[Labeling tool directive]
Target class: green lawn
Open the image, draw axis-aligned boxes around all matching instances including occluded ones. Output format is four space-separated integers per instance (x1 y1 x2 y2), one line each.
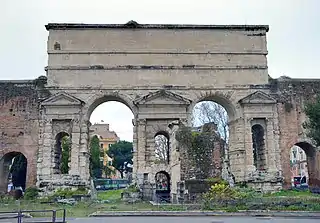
97 189 124 201
1 189 320 217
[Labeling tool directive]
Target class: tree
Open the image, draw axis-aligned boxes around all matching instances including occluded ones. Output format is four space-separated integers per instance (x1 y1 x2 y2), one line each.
107 140 133 179
192 101 229 165
60 136 71 174
10 154 27 190
303 94 320 146
192 101 229 143
155 134 169 164
90 135 103 178
104 165 116 178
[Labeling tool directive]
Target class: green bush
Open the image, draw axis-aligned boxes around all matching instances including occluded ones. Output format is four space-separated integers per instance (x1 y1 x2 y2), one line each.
203 183 238 202
234 187 261 199
24 187 39 200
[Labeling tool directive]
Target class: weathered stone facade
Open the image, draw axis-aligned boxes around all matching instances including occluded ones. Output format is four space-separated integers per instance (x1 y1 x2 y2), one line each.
1 21 320 198
0 79 46 192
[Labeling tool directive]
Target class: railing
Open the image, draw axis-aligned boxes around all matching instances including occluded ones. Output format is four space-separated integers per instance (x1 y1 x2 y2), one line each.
0 209 66 223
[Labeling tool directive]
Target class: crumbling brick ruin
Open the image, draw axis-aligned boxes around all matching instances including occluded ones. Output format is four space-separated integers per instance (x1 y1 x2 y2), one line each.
1 21 320 201
0 78 47 192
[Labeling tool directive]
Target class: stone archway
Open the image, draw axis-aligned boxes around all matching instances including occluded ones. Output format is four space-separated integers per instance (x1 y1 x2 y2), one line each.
38 91 137 192
155 171 171 203
22 20 320 197
294 142 319 187
0 152 27 193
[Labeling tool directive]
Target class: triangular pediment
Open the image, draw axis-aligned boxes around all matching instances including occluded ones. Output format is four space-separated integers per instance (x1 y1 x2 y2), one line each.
134 90 192 105
41 92 83 106
239 91 276 104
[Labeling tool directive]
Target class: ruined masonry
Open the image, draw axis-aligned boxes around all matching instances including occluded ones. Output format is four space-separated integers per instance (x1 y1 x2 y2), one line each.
1 21 320 200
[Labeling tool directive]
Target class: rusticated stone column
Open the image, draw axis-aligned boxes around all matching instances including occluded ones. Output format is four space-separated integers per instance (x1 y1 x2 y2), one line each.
70 118 81 175
78 120 90 182
135 119 146 184
229 117 247 182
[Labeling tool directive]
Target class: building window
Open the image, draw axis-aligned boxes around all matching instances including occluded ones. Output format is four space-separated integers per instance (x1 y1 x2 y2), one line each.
143 173 148 181
100 143 103 148
54 42 61 50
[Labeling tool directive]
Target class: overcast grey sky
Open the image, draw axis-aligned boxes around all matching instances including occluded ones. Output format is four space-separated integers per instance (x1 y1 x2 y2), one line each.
1 0 319 141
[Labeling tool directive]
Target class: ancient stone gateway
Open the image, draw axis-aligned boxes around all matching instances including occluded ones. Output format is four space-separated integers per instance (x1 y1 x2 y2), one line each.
1 21 320 199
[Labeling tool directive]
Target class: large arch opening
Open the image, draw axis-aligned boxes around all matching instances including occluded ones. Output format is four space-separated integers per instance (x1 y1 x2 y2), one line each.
89 97 134 182
0 152 27 193
190 97 232 180
290 142 316 187
155 171 171 202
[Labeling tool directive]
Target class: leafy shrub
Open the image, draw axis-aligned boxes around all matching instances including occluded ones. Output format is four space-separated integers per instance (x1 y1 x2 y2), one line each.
24 187 39 200
234 187 261 199
203 183 238 202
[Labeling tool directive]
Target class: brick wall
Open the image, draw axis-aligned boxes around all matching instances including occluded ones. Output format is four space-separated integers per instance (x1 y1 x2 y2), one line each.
0 79 43 189
271 78 320 187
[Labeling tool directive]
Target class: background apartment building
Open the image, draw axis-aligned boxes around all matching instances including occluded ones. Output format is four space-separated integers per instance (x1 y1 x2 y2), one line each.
290 145 308 180
89 122 120 179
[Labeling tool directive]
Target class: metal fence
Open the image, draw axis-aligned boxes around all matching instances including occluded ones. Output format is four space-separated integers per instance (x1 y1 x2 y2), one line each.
0 209 66 223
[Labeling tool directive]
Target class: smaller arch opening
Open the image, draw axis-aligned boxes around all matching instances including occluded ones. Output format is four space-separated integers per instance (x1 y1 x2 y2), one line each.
54 132 71 174
290 142 317 186
290 145 309 186
251 124 266 171
154 131 170 164
0 152 27 193
155 171 171 202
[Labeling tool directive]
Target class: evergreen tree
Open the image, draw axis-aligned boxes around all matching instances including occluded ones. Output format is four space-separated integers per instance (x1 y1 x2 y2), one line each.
90 135 103 178
107 140 133 179
60 136 71 174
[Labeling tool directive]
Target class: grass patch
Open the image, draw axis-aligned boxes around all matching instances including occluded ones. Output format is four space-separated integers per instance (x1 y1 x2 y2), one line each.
264 189 319 197
97 189 124 201
1 189 320 217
